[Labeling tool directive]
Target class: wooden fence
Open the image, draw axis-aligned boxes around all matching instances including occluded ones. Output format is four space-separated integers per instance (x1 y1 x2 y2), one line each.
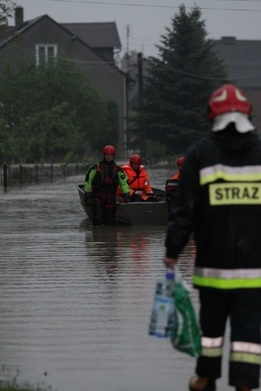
0 163 88 191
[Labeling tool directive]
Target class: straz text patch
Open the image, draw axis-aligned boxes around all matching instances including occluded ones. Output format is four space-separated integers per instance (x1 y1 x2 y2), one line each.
209 183 261 205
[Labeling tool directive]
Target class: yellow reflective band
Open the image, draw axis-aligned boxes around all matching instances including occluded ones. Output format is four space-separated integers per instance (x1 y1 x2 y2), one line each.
202 347 223 357
230 352 261 365
193 275 261 289
200 165 261 186
209 183 261 205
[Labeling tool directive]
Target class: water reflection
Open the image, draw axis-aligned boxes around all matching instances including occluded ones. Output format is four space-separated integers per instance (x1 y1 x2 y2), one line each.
0 174 232 391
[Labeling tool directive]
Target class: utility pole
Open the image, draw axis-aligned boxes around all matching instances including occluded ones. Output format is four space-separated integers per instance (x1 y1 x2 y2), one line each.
125 24 130 154
137 52 146 161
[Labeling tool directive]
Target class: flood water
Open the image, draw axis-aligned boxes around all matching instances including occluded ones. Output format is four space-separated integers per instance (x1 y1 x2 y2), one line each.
0 169 238 391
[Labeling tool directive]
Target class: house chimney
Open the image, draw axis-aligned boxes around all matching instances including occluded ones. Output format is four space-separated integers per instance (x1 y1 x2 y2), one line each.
15 6 24 28
221 36 236 45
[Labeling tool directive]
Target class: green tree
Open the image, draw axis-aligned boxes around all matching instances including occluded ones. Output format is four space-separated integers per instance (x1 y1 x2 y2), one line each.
0 0 16 32
144 4 228 154
0 59 118 163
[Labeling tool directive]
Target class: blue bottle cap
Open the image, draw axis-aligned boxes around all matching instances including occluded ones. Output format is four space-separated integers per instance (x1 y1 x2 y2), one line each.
166 269 175 280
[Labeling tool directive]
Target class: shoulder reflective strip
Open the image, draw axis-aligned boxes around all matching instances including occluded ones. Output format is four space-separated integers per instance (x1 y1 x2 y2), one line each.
202 347 223 357
200 164 261 186
195 267 261 279
209 183 261 205
201 336 223 348
232 342 261 354
230 352 261 365
193 275 261 289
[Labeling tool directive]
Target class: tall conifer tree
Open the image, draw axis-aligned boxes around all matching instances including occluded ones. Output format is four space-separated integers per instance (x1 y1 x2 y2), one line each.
144 5 228 153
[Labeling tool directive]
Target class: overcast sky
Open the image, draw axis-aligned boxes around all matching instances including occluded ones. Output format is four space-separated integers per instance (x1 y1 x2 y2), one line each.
11 0 261 57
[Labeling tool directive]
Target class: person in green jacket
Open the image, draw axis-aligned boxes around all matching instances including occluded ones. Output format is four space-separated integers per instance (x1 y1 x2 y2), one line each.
84 145 130 226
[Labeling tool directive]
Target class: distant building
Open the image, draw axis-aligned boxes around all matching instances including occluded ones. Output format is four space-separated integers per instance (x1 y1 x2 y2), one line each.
0 7 127 158
213 36 261 131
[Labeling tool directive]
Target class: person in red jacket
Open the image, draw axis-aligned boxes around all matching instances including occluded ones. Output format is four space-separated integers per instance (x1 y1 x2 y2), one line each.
121 154 157 202
165 156 185 203
173 156 185 180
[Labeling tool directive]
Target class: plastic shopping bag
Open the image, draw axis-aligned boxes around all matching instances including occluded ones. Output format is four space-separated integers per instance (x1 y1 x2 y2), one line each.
171 271 202 357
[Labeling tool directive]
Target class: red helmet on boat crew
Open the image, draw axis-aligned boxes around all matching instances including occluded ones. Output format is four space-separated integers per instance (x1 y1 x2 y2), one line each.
208 84 251 120
176 157 185 167
130 154 142 165
103 145 115 155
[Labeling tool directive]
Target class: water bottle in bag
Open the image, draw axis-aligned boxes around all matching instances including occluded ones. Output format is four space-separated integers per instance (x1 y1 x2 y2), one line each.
149 268 175 338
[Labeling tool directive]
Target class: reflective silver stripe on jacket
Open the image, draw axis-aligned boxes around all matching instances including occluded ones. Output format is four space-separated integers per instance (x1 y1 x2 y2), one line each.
195 267 261 279
200 164 261 186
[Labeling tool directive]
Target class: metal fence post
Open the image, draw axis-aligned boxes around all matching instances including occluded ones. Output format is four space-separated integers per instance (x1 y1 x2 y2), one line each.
3 163 8 192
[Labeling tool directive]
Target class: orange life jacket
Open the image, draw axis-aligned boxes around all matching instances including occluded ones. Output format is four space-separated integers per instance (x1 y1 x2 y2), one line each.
120 163 153 201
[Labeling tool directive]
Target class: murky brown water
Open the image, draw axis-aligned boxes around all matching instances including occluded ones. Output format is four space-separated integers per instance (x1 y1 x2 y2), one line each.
0 169 232 391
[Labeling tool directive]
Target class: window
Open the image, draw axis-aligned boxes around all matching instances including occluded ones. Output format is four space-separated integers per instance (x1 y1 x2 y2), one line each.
35 44 57 66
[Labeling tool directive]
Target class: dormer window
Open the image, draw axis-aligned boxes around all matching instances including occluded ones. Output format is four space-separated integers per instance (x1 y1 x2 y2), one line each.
35 44 58 66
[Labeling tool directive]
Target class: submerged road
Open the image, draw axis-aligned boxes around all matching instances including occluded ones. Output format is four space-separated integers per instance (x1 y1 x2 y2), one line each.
0 170 243 391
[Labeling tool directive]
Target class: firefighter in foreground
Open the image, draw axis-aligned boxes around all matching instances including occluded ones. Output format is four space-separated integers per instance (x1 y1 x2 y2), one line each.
84 145 130 226
121 154 157 202
164 84 261 391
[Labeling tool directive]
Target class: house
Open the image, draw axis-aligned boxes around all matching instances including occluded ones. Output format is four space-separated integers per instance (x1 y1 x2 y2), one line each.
213 37 261 131
0 7 127 158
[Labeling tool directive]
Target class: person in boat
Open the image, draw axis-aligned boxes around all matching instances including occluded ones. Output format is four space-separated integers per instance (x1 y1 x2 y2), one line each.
164 84 261 391
165 156 185 203
84 145 130 226
172 156 185 181
120 154 157 202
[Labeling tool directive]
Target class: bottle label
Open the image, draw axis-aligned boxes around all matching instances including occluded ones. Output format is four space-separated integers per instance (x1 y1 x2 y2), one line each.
152 296 174 338
148 275 175 338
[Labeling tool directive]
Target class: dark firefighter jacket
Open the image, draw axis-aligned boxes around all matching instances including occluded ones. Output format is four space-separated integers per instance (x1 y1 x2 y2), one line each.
165 127 261 290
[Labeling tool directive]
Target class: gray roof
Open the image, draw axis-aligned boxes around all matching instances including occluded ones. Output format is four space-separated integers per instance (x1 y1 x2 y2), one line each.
0 16 46 48
0 17 121 52
62 22 121 49
213 37 261 88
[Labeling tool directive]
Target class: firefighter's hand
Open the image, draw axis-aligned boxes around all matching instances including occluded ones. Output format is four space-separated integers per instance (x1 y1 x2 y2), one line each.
134 190 142 196
163 256 177 268
123 192 131 203
84 192 92 206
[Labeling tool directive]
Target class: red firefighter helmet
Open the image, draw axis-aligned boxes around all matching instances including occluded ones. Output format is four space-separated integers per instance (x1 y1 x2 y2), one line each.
130 154 142 165
176 157 185 167
208 84 251 120
103 145 115 155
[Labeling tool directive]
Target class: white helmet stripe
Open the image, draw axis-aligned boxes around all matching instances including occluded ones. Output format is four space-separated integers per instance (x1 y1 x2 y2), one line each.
212 90 227 102
235 88 248 102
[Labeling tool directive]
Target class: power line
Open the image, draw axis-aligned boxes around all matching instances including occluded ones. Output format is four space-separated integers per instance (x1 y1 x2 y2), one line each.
217 1 261 2
44 0 261 13
5 40 261 82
